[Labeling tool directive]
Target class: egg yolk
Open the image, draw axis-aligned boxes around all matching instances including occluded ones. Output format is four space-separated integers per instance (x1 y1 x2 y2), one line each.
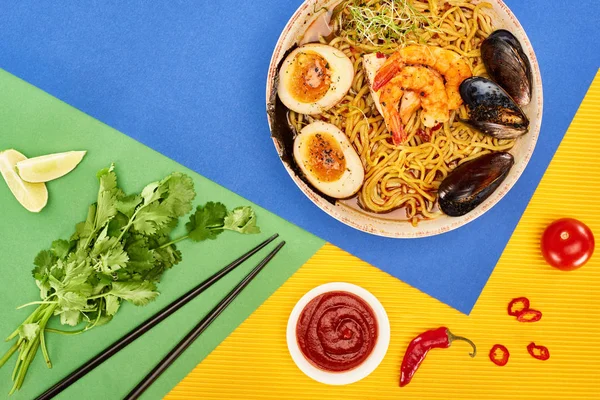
303 132 346 182
288 51 331 103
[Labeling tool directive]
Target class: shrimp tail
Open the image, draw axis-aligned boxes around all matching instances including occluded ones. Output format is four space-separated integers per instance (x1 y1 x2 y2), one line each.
373 61 400 91
389 113 407 145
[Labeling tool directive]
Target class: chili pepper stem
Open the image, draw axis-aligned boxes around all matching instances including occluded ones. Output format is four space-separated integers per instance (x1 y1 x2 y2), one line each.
447 330 477 357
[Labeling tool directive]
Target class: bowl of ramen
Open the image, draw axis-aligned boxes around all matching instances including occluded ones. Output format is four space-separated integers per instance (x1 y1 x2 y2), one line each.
266 0 542 238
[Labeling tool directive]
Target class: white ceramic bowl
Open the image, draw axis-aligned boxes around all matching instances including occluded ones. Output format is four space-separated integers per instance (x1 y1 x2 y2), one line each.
286 282 390 385
266 0 543 238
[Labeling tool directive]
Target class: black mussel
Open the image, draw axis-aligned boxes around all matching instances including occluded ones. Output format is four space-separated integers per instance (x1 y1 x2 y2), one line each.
459 77 529 139
481 29 532 106
438 152 514 217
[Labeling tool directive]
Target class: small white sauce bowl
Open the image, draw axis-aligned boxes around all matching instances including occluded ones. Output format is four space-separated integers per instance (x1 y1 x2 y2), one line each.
286 282 390 385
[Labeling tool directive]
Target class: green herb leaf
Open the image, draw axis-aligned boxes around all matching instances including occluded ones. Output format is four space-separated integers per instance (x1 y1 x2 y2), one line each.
51 240 71 259
126 240 155 271
105 295 121 316
132 203 172 235
57 292 88 311
95 191 117 229
71 204 96 242
223 206 261 234
161 172 196 217
97 165 117 193
107 212 129 238
34 250 56 270
115 194 142 219
109 281 159 306
18 323 40 341
59 310 81 327
186 202 227 241
35 280 51 300
140 181 166 205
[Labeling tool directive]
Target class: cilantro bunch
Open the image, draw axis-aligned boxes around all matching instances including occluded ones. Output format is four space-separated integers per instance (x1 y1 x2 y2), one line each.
0 165 259 394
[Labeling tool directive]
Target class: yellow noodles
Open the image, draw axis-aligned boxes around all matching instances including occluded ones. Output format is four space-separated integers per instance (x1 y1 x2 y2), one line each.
289 0 514 225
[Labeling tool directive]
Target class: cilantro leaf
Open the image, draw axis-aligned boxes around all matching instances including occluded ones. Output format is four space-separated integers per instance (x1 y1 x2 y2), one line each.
91 234 118 257
51 240 71 259
109 281 159 306
33 250 56 281
126 240 155 271
97 165 117 193
132 202 172 235
57 292 88 311
101 246 129 272
161 172 195 217
60 310 81 326
107 212 129 238
35 279 51 300
71 204 97 242
186 202 227 241
34 250 56 270
223 206 261 234
95 191 117 229
91 236 129 273
105 295 121 316
140 181 167 205
18 323 40 341
154 217 179 237
115 194 142 219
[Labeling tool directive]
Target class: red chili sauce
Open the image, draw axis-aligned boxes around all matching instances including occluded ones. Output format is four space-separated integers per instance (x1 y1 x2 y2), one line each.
296 291 378 372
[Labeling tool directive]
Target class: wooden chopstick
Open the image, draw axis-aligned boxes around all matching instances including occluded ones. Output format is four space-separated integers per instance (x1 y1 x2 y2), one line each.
124 240 286 400
35 234 280 400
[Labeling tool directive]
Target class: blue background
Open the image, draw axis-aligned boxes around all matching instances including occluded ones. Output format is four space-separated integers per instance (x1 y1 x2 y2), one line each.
0 0 598 313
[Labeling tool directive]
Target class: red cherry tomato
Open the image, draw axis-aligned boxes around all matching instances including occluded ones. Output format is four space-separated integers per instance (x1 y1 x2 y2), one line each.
541 218 595 270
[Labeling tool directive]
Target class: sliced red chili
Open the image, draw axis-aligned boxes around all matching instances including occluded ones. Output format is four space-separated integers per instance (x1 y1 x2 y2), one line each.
489 344 509 366
376 51 385 58
416 128 431 142
527 342 550 360
508 297 530 316
516 309 542 322
431 123 443 131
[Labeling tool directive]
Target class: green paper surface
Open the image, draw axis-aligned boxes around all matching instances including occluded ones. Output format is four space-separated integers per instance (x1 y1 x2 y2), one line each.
0 69 325 399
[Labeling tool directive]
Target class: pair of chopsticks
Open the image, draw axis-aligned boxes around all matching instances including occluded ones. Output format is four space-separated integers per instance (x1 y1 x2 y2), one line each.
36 234 284 400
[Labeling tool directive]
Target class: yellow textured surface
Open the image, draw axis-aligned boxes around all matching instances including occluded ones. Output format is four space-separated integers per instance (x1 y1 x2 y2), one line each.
166 72 600 399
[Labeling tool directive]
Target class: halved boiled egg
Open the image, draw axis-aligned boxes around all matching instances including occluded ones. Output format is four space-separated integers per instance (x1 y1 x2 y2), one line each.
294 121 364 199
278 44 354 115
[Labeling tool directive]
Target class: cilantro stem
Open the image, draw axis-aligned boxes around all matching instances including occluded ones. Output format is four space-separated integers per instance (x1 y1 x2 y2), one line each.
86 294 107 301
115 203 148 245
0 340 20 369
156 225 224 250
6 304 45 341
82 298 104 333
10 336 39 394
44 327 86 336
11 345 22 381
39 306 56 369
16 300 58 310
156 235 188 249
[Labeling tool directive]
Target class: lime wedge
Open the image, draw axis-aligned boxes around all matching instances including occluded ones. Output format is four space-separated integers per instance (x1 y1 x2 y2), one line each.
16 151 86 183
0 149 48 212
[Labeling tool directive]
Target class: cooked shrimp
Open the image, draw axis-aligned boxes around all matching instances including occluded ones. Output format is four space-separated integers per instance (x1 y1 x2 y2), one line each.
373 45 472 110
378 66 449 144
399 91 421 125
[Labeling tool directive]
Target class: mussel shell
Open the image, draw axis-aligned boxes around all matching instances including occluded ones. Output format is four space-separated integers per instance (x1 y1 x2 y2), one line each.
438 152 514 217
481 29 533 106
460 77 529 139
